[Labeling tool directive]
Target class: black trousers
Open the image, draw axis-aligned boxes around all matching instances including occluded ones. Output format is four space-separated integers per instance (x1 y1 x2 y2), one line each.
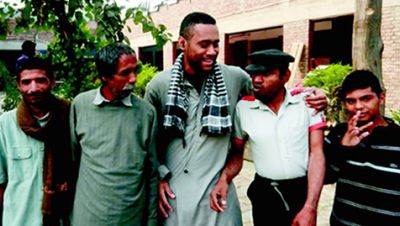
247 174 307 226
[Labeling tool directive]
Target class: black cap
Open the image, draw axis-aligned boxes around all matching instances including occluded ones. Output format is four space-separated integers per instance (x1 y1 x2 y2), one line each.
245 49 294 73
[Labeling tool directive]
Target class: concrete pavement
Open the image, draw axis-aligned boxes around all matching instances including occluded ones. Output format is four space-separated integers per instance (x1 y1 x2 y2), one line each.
233 160 335 226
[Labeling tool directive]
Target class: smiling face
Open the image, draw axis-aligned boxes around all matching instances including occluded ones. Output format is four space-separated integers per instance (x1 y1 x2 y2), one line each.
343 87 384 124
17 69 54 106
101 54 139 101
179 23 219 74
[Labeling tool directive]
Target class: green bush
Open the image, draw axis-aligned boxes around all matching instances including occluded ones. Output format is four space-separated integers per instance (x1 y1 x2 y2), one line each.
391 109 400 125
0 60 20 112
303 63 352 126
134 63 159 98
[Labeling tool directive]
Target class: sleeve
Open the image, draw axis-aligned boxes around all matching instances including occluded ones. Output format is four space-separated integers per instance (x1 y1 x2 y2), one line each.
232 103 248 141
323 125 367 184
145 107 159 226
0 123 7 185
144 80 171 181
308 110 327 132
69 100 81 173
323 127 340 184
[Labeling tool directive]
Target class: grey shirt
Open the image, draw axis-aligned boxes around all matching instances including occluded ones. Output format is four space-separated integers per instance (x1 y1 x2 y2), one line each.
70 88 158 226
145 64 252 226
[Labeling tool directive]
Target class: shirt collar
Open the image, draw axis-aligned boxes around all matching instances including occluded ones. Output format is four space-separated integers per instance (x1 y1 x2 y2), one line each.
249 87 300 110
92 87 133 107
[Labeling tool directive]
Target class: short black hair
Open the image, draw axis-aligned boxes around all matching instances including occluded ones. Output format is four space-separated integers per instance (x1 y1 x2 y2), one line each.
95 43 136 80
21 40 36 56
338 70 383 100
16 57 52 81
179 12 216 39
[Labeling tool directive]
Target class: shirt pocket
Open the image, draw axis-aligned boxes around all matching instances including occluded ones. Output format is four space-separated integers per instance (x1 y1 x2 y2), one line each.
10 146 32 160
9 146 34 181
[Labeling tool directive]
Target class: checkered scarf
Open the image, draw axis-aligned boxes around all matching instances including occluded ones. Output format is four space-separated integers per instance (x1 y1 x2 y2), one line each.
164 53 232 137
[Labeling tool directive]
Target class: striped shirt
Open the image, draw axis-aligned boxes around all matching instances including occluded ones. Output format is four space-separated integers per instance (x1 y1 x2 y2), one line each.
70 88 159 226
324 120 400 225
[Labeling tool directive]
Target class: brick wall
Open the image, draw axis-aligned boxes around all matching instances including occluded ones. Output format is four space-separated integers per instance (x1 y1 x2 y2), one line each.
283 20 310 85
126 0 287 66
382 5 400 112
126 0 400 111
7 20 53 43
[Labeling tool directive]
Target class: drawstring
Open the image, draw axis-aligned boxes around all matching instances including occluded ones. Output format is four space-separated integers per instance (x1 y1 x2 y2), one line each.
270 182 290 211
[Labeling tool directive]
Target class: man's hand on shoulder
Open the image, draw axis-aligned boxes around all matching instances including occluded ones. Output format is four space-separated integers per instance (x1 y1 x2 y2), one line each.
303 87 328 114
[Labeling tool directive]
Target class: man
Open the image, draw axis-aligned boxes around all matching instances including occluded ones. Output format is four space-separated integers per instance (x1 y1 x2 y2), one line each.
0 57 74 226
233 49 326 226
70 43 158 226
325 70 400 225
145 12 251 226
145 12 327 226
16 40 36 71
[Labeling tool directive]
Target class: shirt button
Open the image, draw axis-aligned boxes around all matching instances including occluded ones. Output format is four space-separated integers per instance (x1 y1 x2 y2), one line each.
184 169 189 174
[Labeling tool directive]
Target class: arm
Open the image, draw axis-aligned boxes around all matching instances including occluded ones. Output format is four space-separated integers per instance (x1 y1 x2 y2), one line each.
146 108 159 226
69 100 81 184
292 129 325 226
144 81 175 219
0 184 4 224
0 125 6 225
210 138 245 212
210 103 247 212
324 128 341 184
325 121 371 176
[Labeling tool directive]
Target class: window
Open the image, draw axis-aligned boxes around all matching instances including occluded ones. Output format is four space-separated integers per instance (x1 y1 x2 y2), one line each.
139 45 163 70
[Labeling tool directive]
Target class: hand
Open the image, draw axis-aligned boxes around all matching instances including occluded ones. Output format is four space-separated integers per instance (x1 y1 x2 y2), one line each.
341 111 373 146
304 87 328 114
210 178 229 212
291 205 317 226
158 179 175 218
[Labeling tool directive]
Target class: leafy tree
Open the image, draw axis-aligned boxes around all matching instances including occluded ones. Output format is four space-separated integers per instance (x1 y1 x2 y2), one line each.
0 0 171 107
353 0 385 113
0 60 20 112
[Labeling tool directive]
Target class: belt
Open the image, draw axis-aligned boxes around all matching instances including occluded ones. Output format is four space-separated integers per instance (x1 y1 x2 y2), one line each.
254 174 307 211
254 174 307 186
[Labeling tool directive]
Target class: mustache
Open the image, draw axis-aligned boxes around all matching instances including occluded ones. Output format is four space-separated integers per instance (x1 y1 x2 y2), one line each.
122 84 135 91
26 92 49 96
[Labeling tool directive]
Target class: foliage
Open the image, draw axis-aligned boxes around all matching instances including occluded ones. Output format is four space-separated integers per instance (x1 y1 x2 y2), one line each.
303 63 352 125
0 60 20 111
133 63 158 98
0 0 172 109
391 109 400 125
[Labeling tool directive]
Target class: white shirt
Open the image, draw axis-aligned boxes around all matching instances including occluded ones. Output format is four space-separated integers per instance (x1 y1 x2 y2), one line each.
234 89 326 180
